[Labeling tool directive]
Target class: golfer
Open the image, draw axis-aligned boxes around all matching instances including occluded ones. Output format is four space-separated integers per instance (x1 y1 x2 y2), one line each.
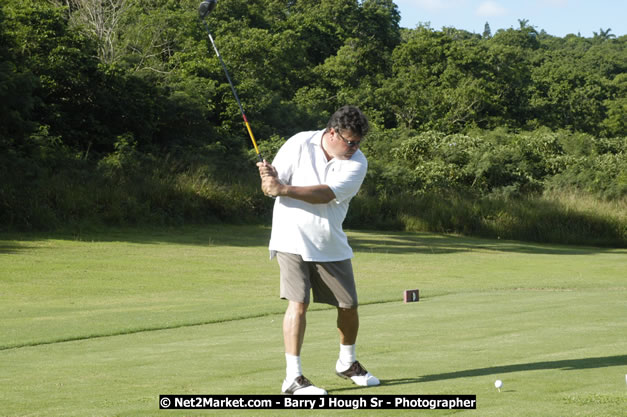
257 105 379 395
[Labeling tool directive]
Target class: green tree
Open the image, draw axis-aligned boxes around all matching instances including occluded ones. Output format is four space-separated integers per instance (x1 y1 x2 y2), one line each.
593 27 615 42
483 22 491 39
2 0 108 153
530 49 610 134
602 73 627 137
0 6 37 147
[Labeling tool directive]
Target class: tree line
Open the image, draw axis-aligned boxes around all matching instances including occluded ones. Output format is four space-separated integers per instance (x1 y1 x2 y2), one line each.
0 0 625 245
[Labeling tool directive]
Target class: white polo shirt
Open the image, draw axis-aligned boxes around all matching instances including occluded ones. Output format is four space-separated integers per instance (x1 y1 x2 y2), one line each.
268 130 367 262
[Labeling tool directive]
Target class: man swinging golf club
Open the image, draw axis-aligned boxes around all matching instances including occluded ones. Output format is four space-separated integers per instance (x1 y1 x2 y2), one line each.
258 106 380 395
198 1 378 395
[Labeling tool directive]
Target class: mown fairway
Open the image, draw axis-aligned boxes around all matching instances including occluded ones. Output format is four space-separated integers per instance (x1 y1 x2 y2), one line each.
1 225 626 416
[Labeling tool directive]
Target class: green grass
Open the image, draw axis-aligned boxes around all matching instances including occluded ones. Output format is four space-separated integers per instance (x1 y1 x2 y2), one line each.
1 225 626 416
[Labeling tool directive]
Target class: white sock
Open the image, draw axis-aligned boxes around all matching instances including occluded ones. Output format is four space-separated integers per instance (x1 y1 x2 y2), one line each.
338 344 356 368
285 354 302 381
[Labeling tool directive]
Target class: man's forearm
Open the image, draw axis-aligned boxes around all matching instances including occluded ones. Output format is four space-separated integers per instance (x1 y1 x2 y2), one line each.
276 183 336 204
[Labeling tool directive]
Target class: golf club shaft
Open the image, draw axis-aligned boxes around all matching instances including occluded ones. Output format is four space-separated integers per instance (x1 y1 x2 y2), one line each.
201 21 263 162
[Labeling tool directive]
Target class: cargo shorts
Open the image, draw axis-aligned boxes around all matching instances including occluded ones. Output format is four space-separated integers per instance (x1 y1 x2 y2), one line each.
276 252 358 308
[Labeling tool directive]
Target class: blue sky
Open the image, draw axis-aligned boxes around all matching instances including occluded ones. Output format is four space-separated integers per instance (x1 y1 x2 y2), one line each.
394 0 627 37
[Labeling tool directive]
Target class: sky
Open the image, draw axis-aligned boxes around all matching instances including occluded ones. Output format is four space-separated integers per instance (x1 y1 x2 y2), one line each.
394 0 627 38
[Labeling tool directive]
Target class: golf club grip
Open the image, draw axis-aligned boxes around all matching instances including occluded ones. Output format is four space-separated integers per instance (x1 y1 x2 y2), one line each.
242 114 263 161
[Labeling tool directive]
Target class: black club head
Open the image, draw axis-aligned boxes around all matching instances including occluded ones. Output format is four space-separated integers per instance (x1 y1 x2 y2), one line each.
198 0 217 20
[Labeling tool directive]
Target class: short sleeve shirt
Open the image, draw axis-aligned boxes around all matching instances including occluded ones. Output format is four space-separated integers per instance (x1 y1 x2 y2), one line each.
268 130 367 262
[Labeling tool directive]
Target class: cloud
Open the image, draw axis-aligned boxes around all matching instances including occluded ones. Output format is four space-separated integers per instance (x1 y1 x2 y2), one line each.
476 1 507 17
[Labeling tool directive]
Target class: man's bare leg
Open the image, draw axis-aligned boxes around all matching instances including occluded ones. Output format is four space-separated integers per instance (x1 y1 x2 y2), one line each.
284 301 308 355
281 301 327 394
335 306 379 386
337 307 359 345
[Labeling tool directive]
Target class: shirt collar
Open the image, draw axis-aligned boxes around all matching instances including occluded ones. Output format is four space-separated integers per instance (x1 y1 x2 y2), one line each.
313 129 325 147
313 129 332 163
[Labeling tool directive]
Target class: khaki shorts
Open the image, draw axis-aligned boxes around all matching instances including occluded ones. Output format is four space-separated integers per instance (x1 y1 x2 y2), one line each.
276 252 358 308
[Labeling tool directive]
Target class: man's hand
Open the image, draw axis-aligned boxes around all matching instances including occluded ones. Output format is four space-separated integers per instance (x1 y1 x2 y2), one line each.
256 160 336 204
257 160 284 197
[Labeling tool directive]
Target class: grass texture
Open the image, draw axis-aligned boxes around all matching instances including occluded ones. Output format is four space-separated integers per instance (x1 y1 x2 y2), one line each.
1 225 626 416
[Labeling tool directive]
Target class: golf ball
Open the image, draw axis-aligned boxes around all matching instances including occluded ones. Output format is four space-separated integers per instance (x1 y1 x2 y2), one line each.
494 380 503 389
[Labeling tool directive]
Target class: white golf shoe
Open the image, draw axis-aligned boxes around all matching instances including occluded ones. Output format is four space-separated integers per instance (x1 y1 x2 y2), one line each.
336 360 380 386
281 375 327 395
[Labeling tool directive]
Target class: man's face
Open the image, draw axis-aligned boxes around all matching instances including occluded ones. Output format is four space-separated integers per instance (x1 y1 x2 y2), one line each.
328 128 362 160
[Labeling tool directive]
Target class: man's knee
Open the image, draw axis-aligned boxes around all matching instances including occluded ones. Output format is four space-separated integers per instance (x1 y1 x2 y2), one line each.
337 306 358 316
286 301 309 316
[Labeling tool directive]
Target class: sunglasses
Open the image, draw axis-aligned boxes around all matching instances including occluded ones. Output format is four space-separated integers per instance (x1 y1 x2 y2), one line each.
334 128 362 148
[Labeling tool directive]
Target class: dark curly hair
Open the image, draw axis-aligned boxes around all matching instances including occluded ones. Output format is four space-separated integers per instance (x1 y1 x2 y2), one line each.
326 105 369 138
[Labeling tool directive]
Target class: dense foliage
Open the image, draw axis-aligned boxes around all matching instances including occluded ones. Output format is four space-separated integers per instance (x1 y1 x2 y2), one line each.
0 0 625 245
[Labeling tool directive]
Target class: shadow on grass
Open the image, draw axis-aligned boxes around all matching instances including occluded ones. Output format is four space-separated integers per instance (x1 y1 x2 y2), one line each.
0 242 41 254
380 354 627 386
0 224 272 252
0 226 622 256
348 231 619 256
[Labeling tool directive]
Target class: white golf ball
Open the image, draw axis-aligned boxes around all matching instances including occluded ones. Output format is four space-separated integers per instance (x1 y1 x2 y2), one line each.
494 380 503 389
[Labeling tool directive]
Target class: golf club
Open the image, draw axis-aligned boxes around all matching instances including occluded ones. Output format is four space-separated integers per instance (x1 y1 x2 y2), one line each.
198 0 263 162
